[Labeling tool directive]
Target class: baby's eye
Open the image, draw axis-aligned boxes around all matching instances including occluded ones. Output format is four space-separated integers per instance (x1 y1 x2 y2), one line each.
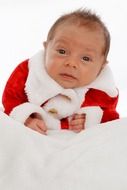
57 49 66 54
82 56 90 62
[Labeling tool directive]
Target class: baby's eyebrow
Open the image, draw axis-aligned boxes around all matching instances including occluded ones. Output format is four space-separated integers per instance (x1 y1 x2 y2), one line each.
83 47 97 56
55 41 65 46
83 47 96 52
55 38 69 44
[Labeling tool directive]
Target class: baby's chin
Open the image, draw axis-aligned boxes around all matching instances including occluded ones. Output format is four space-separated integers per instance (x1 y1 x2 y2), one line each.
57 80 80 89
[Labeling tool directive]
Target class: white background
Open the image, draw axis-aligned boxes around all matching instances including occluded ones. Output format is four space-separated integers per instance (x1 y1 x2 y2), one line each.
0 0 127 116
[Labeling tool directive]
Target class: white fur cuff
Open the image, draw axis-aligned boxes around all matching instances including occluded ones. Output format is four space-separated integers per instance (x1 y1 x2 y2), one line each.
10 103 45 123
77 106 103 128
9 102 60 130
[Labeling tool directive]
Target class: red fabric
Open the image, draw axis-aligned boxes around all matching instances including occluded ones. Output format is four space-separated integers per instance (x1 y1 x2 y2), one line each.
2 60 29 115
81 89 119 123
2 60 119 129
61 118 69 129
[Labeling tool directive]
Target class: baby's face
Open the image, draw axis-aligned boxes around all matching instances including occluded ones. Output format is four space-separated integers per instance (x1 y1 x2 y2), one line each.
44 23 107 88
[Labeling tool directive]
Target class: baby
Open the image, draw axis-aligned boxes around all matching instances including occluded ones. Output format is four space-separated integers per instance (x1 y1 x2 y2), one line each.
2 9 119 134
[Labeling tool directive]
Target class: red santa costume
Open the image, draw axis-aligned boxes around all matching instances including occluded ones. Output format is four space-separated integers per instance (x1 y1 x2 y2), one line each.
2 50 119 130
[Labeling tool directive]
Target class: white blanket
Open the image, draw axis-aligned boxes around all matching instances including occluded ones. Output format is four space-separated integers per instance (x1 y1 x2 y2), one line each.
0 111 127 190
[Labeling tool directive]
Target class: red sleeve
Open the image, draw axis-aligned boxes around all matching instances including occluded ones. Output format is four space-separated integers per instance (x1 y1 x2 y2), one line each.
81 89 119 123
61 118 69 129
2 60 29 115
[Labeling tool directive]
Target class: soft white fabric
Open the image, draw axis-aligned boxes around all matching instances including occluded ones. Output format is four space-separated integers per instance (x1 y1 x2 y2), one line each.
0 111 127 190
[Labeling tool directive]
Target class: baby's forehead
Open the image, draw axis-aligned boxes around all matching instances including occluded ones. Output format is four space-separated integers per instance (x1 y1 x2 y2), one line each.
62 16 102 27
47 11 110 57
54 19 104 36
53 22 105 43
47 16 104 43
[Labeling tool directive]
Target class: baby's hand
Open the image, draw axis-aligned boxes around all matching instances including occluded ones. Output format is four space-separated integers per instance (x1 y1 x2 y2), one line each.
69 113 86 133
24 116 47 135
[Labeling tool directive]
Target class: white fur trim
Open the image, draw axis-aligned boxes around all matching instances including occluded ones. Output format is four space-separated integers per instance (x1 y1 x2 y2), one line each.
9 103 60 130
25 50 86 119
25 51 63 105
43 89 81 119
25 50 118 106
77 106 103 128
44 114 60 130
10 103 46 123
86 66 118 97
24 50 118 128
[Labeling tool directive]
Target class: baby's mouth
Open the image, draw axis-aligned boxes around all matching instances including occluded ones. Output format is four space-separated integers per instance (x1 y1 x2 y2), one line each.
60 73 77 80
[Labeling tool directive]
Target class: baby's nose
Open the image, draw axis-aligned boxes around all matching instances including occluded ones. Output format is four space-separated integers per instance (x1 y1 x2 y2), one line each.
64 57 78 68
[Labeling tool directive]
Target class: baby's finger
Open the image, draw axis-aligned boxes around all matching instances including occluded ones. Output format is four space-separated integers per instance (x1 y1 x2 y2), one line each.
70 124 84 130
70 118 85 126
73 128 83 133
36 126 47 135
37 120 47 132
73 113 86 119
69 123 84 132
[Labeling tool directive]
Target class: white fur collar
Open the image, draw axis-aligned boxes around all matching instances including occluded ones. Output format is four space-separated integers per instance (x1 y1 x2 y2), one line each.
86 66 118 96
25 50 118 106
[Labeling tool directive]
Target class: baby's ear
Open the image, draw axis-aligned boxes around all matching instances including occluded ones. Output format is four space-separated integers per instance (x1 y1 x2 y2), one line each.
102 60 108 69
105 60 108 64
43 41 47 48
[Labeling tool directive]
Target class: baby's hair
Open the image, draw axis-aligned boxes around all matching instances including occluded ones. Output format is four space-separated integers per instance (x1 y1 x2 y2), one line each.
47 8 110 57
